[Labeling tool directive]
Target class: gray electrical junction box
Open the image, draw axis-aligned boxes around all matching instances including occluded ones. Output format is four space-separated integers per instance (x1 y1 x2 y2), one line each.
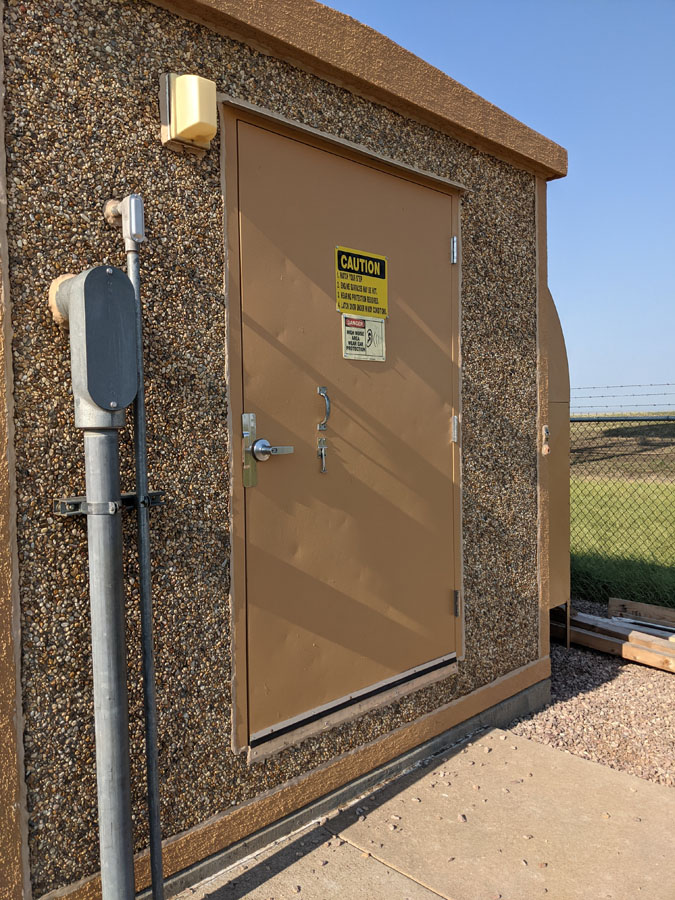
53 266 138 429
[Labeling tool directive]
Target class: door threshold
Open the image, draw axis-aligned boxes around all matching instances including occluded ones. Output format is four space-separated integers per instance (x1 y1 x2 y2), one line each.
247 653 457 762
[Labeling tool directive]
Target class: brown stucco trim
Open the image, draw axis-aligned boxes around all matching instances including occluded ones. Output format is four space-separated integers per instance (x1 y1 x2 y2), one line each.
0 2 30 896
536 178 571 405
39 657 550 900
536 176 550 657
148 0 567 179
536 175 571 634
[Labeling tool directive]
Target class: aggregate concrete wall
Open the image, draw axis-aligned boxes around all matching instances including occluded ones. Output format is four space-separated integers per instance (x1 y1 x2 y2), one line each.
3 0 538 893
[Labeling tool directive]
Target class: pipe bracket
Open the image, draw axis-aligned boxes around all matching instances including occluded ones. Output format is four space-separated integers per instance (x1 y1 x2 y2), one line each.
54 491 166 518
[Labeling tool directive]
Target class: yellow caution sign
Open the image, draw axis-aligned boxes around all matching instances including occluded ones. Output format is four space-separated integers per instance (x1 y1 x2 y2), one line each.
335 246 388 319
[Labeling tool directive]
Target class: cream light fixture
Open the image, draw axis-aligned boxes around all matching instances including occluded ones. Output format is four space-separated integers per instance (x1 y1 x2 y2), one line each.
159 73 218 156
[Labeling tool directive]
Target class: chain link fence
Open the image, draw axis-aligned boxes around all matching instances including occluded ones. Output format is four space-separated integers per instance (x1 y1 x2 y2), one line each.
570 416 675 607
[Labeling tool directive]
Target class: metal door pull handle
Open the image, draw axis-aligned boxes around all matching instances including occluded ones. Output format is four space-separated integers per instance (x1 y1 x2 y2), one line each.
317 386 330 431
252 438 294 461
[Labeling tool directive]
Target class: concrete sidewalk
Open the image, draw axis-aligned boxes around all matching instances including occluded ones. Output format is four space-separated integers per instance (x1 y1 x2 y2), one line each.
176 729 675 900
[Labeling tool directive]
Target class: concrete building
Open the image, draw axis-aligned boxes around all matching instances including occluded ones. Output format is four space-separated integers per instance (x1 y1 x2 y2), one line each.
0 2 569 898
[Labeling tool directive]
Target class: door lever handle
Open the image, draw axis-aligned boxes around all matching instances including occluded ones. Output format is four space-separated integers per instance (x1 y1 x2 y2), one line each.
252 439 294 461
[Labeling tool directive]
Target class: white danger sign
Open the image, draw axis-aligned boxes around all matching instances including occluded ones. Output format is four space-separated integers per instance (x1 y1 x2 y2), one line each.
342 315 386 362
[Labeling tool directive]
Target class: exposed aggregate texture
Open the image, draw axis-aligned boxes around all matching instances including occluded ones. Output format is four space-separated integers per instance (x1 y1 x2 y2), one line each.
4 0 538 893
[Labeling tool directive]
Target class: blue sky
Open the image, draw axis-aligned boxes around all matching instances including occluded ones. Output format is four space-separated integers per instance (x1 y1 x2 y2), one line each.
327 0 675 412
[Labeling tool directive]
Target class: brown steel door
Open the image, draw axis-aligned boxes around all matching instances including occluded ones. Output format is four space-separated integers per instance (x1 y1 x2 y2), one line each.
233 119 460 742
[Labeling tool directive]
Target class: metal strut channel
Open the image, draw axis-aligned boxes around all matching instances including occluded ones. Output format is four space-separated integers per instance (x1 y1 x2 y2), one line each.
54 491 166 517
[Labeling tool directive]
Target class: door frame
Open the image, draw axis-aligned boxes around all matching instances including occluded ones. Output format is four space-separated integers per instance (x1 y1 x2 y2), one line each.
221 98 465 755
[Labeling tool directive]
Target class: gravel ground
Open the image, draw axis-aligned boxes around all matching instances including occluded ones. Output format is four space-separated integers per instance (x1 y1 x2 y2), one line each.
571 596 612 618
509 618 675 787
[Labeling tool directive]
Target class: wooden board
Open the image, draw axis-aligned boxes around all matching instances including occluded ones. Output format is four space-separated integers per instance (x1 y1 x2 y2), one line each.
550 621 675 673
608 598 675 630
559 611 675 654
609 617 675 641
554 608 675 646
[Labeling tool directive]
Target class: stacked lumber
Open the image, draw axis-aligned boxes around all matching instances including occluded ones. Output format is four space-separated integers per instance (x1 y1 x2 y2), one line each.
551 599 675 673
608 597 675 632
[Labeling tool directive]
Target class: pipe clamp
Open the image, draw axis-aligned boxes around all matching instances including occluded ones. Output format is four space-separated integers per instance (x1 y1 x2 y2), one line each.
53 491 166 517
87 501 122 516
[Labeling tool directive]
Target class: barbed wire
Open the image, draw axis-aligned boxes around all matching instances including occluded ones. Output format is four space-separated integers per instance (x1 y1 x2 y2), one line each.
572 392 675 399
571 382 675 391
571 403 675 410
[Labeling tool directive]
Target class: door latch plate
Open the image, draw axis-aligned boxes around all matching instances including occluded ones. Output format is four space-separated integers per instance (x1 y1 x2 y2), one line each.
242 412 258 488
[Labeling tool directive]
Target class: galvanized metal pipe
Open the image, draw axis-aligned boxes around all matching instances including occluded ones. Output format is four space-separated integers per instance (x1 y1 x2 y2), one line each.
84 428 135 900
127 247 165 900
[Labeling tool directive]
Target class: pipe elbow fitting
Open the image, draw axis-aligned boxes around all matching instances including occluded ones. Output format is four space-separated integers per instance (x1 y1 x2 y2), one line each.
48 273 78 327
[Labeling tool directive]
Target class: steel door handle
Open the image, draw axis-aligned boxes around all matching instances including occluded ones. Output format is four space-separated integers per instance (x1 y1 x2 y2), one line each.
252 438 294 461
317 386 331 431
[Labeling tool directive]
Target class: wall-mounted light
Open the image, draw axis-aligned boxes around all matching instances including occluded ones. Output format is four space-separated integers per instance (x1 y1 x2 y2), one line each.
159 73 217 157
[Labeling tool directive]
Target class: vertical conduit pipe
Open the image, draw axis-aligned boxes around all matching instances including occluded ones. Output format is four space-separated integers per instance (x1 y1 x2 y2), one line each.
84 429 136 900
50 265 140 900
109 195 165 900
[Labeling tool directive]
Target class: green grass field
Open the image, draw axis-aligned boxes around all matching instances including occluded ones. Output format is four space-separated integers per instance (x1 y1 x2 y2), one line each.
570 477 675 608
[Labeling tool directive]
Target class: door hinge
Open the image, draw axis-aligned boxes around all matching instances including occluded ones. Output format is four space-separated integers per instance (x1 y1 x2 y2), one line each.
451 415 459 443
453 590 460 617
450 236 458 264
